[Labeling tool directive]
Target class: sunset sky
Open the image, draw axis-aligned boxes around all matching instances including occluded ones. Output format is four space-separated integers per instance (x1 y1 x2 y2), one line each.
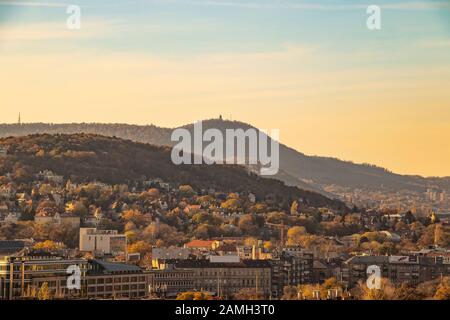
1 0 449 177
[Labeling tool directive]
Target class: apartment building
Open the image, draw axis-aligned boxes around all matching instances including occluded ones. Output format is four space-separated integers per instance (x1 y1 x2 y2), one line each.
342 255 450 288
147 268 195 298
79 228 127 255
0 251 87 299
157 256 272 299
85 260 148 299
270 247 314 298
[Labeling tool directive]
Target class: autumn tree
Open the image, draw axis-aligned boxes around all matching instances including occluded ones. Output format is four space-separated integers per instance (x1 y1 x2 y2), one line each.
287 226 307 246
176 292 211 300
434 277 450 300
37 282 52 300
34 240 65 251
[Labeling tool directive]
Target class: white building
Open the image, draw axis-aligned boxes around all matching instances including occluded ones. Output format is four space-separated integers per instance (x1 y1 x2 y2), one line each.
79 228 127 255
0 146 7 157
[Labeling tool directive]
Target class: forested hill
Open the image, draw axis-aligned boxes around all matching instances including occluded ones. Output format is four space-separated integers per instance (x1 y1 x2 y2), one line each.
0 134 348 211
1 122 448 194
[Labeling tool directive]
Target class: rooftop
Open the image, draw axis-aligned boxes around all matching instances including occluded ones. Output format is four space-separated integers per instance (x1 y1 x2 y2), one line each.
88 259 143 275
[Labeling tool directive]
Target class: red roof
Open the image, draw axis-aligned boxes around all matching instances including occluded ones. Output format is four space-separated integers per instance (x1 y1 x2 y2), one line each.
185 240 215 249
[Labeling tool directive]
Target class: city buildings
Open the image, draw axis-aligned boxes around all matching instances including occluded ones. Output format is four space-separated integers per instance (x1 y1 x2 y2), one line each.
0 251 87 299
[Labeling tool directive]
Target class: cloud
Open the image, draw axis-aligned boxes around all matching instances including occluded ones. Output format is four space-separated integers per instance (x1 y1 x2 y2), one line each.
145 0 450 11
0 1 68 7
417 39 450 48
0 19 117 41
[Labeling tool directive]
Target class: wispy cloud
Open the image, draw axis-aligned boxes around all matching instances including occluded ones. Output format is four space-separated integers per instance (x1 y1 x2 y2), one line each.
417 38 450 48
0 1 68 7
146 0 450 11
0 20 115 41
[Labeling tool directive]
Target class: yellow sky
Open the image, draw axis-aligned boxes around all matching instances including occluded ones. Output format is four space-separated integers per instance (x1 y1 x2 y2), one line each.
1 7 450 178
1 48 449 177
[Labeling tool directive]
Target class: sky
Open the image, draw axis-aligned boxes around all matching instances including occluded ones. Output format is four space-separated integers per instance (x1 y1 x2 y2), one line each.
0 0 449 177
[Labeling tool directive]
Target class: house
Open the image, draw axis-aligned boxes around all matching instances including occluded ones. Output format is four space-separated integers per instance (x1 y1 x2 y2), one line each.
1 212 20 224
0 146 8 157
183 205 201 214
0 185 15 198
34 212 80 228
36 170 64 184
151 247 191 269
341 234 360 247
380 231 402 242
184 240 220 251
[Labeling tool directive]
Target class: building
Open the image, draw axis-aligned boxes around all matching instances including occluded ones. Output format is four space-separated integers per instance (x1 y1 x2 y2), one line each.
0 250 154 300
36 170 64 184
184 240 220 251
79 228 127 256
157 256 272 299
236 245 273 260
34 212 80 228
148 268 195 298
151 247 191 269
342 255 450 288
0 251 88 299
0 146 7 158
0 240 32 256
85 260 148 299
270 247 314 298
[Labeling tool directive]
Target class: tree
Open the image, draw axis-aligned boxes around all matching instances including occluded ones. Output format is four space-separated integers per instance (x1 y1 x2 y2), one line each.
238 214 258 236
179 185 195 196
394 283 423 300
234 288 264 300
37 282 52 300
434 277 450 300
287 226 307 246
282 286 298 300
221 198 240 211
356 278 395 300
176 292 211 300
127 240 152 256
34 240 65 251
65 201 88 216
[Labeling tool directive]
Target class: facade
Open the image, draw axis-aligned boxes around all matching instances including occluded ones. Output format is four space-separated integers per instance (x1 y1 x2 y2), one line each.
0 252 88 299
0 147 8 158
171 257 272 299
34 213 80 228
79 228 127 255
342 255 450 288
270 248 314 298
148 268 195 298
85 260 148 299
0 252 152 300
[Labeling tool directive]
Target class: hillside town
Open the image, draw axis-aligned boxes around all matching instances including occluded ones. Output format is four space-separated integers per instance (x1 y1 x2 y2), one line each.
1 167 450 300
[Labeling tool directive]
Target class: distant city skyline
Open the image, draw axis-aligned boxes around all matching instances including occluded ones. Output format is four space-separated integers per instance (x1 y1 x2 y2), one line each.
1 0 449 177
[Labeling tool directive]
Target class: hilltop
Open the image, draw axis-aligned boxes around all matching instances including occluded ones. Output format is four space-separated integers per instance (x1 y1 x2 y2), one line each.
1 121 448 196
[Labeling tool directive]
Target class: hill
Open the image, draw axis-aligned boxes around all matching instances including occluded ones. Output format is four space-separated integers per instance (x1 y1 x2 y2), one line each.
0 133 347 211
1 121 448 196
